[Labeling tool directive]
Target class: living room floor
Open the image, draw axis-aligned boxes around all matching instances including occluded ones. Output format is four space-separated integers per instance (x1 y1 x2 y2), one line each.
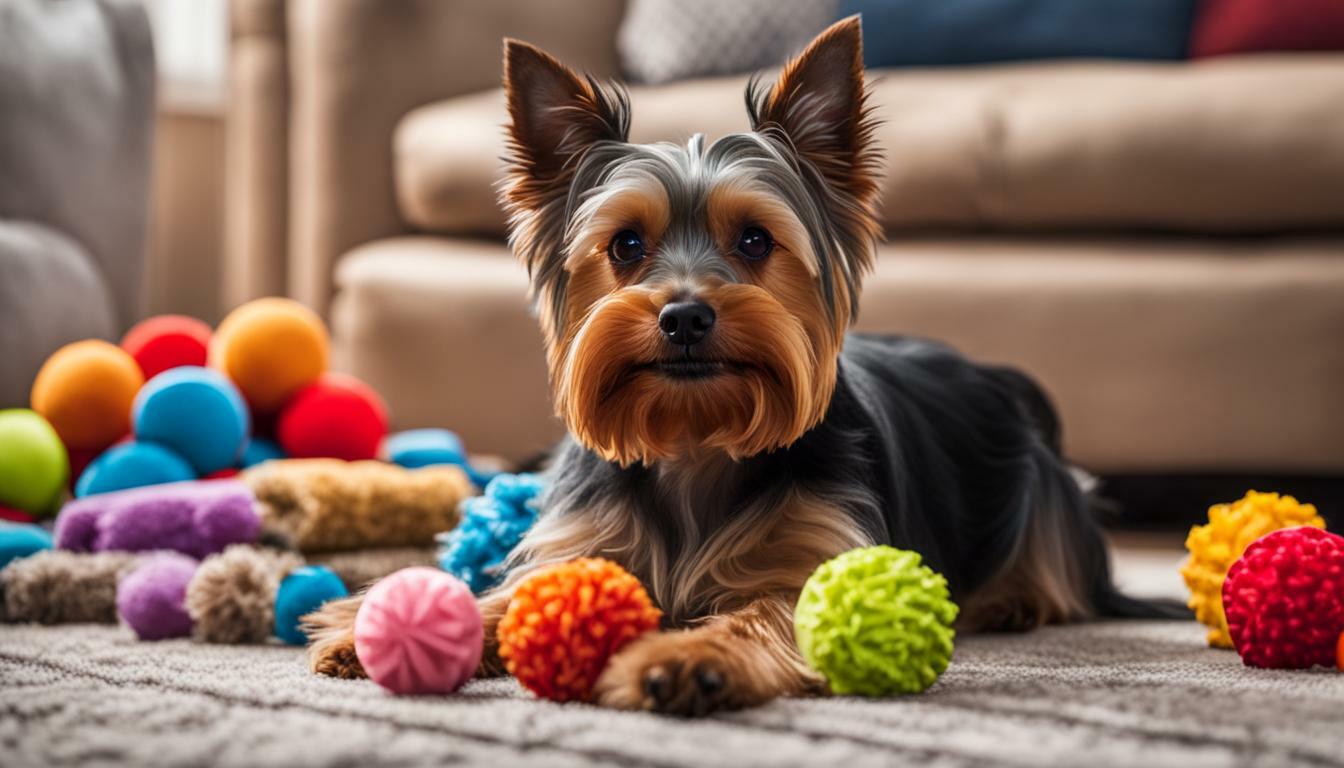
7 535 1340 768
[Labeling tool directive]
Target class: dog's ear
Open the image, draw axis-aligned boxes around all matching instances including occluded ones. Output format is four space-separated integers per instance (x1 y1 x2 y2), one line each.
503 39 628 209
751 16 877 204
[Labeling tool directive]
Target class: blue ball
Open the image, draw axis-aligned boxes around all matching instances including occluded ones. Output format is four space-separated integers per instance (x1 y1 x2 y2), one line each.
273 565 349 645
240 437 285 468
75 441 196 497
385 429 466 469
133 367 249 475
0 523 53 569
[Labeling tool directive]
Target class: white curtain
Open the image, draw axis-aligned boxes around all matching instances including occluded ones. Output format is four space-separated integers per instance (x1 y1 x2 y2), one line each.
142 0 228 110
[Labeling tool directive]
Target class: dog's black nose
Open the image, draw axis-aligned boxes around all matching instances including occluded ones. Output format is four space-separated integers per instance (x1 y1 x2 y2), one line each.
659 301 715 346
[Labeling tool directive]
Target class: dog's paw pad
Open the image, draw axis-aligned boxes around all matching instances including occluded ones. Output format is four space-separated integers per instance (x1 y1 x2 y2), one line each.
596 632 735 716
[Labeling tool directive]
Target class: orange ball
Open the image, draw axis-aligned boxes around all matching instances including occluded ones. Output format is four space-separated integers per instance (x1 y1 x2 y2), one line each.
30 340 144 450
497 558 661 702
1338 632 1344 671
210 298 329 412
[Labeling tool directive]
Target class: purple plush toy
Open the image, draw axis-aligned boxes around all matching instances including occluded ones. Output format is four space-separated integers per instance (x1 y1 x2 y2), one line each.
116 552 198 640
55 480 259 558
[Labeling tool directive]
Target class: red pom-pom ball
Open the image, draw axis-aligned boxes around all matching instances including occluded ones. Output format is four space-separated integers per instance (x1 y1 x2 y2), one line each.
496 558 661 702
121 315 212 380
1223 526 1344 669
277 373 389 461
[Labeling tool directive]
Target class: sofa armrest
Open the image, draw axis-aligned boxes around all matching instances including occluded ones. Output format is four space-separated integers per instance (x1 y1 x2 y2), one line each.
229 0 625 317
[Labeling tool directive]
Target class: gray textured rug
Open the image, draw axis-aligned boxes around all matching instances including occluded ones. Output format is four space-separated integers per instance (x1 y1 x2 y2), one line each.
3 620 1342 767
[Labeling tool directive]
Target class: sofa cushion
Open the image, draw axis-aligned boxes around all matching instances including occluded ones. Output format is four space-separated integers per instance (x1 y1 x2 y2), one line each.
396 55 1344 238
846 0 1195 67
617 0 835 85
1191 0 1344 58
331 233 1344 472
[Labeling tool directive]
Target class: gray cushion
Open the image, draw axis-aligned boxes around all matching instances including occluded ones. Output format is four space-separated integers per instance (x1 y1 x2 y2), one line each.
617 0 837 84
0 220 117 407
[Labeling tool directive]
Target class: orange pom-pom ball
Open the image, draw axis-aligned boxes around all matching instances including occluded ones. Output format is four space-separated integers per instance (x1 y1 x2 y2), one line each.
497 558 661 702
30 340 144 450
210 298 329 412
121 314 212 380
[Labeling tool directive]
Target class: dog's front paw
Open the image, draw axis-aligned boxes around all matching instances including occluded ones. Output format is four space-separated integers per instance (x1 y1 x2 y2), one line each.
309 636 366 679
593 631 747 716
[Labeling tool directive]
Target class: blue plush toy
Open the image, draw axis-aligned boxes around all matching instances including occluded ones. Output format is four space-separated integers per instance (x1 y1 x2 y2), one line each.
75 441 196 497
274 565 348 644
0 523 54 569
437 473 545 594
240 437 286 469
386 428 501 488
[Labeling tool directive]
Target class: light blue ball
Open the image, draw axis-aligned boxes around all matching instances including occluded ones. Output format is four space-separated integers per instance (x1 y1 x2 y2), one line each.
240 437 285 468
133 367 249 475
385 429 466 468
274 565 348 645
0 523 53 569
75 441 196 497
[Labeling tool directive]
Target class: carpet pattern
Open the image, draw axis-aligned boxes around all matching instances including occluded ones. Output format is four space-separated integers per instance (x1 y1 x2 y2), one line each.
3 621 1342 767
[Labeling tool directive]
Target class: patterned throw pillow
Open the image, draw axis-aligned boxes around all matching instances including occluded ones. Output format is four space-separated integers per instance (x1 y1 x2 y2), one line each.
618 0 839 85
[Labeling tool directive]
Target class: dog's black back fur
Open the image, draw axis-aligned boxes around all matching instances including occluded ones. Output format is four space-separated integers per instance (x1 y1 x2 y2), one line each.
538 334 1175 623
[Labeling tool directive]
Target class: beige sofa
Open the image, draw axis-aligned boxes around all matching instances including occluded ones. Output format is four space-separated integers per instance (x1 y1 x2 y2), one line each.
226 0 1344 474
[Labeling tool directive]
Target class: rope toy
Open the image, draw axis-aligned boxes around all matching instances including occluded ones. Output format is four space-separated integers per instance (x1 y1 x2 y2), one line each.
437 473 543 594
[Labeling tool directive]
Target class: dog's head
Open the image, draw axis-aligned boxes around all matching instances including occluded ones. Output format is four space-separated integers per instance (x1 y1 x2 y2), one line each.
502 18 879 467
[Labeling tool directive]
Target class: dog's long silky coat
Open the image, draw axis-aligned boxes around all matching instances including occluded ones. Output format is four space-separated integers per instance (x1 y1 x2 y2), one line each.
305 17 1171 716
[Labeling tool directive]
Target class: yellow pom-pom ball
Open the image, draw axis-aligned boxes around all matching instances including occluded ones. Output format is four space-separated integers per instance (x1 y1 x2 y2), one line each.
210 298 329 412
1181 490 1325 648
30 340 144 450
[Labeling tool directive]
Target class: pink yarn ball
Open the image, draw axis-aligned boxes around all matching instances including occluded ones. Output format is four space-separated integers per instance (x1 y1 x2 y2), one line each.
354 567 482 695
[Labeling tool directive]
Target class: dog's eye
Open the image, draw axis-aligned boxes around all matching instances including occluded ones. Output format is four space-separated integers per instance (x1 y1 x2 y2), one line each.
608 230 646 265
736 226 773 261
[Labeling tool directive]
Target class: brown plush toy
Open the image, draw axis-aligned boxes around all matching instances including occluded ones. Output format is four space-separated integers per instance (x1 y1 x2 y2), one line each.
1 550 142 624
242 459 472 552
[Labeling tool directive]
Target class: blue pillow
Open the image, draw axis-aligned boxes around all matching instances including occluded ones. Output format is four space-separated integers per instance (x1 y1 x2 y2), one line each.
843 0 1196 68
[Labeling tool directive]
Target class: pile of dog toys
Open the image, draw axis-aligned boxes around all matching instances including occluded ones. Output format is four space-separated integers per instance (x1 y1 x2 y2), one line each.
1182 490 1344 671
0 297 501 646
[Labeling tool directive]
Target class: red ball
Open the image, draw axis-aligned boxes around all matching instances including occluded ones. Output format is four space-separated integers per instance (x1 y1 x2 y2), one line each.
1223 526 1344 669
121 315 213 380
0 505 37 524
277 373 389 461
203 468 240 480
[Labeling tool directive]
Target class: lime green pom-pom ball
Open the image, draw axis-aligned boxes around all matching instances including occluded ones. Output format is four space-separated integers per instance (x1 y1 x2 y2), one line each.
0 409 69 516
795 546 958 696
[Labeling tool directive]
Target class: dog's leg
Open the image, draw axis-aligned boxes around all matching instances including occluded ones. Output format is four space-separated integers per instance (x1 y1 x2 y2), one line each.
593 596 824 716
304 593 366 678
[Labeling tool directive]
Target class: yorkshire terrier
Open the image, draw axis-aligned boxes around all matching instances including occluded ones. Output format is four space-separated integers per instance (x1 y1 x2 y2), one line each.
307 17 1171 716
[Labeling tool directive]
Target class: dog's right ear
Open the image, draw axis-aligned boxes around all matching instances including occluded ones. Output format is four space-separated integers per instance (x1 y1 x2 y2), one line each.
503 40 628 210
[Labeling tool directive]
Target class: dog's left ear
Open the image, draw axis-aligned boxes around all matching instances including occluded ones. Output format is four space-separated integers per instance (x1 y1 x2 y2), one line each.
752 16 878 205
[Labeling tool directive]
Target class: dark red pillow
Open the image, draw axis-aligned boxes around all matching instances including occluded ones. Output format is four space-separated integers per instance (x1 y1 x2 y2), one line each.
1191 0 1344 57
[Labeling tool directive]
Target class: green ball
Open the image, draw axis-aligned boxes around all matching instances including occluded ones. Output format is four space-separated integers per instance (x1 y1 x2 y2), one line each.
794 545 958 696
0 409 69 516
